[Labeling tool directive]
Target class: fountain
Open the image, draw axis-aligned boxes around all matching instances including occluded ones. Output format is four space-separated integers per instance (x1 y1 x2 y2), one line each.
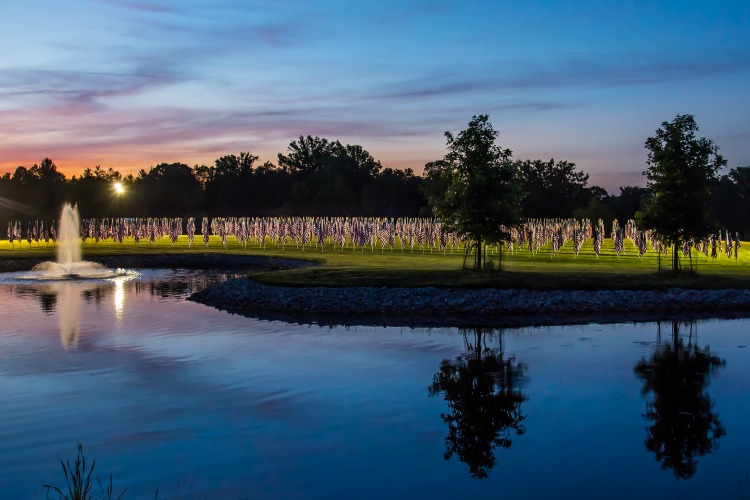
56 202 83 275
17 203 133 280
0 203 139 349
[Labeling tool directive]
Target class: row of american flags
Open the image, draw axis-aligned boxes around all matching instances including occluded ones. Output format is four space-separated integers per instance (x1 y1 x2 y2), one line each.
624 220 741 260
200 217 463 253
3 217 743 259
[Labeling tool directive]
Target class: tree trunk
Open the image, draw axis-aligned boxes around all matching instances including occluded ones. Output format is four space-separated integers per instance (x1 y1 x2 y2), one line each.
658 245 661 273
656 321 661 343
475 238 482 271
499 241 503 274
672 241 679 272
656 249 661 273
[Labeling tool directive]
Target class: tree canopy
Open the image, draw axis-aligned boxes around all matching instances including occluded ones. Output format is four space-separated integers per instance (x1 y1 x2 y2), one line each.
710 165 750 233
638 114 726 271
0 146 424 226
5 118 750 237
425 115 522 271
517 158 591 218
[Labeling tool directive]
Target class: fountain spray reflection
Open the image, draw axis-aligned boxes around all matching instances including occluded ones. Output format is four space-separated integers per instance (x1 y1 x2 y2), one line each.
34 278 135 348
55 282 84 347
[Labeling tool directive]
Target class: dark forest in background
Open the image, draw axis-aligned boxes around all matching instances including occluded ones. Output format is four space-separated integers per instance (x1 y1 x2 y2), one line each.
1 135 749 236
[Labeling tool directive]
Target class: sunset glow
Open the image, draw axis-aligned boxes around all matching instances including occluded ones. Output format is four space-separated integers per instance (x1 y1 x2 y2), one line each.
1 1 748 192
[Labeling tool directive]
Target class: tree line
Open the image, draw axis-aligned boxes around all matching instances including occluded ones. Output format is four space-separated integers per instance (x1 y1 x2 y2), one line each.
425 113 738 272
1 131 747 235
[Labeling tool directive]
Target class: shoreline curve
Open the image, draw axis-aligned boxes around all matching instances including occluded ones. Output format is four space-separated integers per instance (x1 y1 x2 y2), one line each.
187 276 750 328
3 254 750 327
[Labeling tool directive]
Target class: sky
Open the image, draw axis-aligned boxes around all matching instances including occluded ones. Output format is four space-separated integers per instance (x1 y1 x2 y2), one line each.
0 0 748 193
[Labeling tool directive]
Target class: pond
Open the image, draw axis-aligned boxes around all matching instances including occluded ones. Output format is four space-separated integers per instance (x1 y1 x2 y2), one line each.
0 269 748 499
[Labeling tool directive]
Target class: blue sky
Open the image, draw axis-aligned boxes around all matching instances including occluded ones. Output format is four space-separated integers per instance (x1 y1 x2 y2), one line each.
1 0 748 192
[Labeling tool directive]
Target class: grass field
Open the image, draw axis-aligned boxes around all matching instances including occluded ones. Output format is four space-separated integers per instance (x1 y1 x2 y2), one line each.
2 236 750 290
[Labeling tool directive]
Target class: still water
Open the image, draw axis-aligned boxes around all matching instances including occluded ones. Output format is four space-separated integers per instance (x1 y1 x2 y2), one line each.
0 269 749 499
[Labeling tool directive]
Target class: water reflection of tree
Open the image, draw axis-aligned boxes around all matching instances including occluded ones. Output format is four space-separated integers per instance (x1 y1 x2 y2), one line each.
38 291 57 313
429 327 527 479
634 321 725 479
149 280 190 298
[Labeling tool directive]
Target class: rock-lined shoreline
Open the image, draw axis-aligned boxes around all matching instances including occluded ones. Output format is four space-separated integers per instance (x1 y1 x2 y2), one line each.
187 276 750 328
3 253 750 327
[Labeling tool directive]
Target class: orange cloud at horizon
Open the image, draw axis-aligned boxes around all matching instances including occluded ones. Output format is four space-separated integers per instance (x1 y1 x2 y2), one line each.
0 147 644 195
0 147 437 180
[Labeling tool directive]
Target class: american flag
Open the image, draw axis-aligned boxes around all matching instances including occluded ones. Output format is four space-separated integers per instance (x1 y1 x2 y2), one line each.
681 239 691 257
726 232 733 259
734 232 740 260
711 235 717 259
593 227 601 258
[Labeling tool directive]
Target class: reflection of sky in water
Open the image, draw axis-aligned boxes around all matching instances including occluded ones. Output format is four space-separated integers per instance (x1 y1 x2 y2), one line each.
0 270 749 499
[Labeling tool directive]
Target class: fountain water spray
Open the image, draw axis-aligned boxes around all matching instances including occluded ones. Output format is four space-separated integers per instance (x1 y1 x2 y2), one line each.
56 202 82 275
18 203 131 280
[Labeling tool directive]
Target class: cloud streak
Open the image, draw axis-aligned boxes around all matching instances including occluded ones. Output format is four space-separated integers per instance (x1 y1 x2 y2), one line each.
375 54 750 101
95 0 178 13
0 0 748 186
0 67 183 113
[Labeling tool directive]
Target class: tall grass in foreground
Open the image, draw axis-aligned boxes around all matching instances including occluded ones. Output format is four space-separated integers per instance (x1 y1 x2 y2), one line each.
43 443 131 500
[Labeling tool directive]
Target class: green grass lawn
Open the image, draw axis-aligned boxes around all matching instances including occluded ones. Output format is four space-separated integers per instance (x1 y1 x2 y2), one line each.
2 236 750 290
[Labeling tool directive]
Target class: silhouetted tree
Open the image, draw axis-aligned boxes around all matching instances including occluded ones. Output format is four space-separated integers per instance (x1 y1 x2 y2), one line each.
214 152 258 178
638 114 726 271
205 152 259 214
279 136 387 215
372 167 423 216
573 196 615 232
634 321 725 479
68 165 128 218
611 186 651 223
429 327 527 478
517 158 591 218
277 135 335 174
193 164 214 190
0 167 32 224
243 161 293 215
425 115 522 271
0 159 68 226
134 163 203 216
710 166 750 235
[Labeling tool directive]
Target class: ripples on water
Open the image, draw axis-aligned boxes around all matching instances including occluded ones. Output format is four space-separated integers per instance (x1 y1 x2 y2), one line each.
0 269 749 499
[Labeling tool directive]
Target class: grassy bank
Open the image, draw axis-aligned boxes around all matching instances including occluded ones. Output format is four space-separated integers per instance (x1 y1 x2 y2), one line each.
2 236 750 290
